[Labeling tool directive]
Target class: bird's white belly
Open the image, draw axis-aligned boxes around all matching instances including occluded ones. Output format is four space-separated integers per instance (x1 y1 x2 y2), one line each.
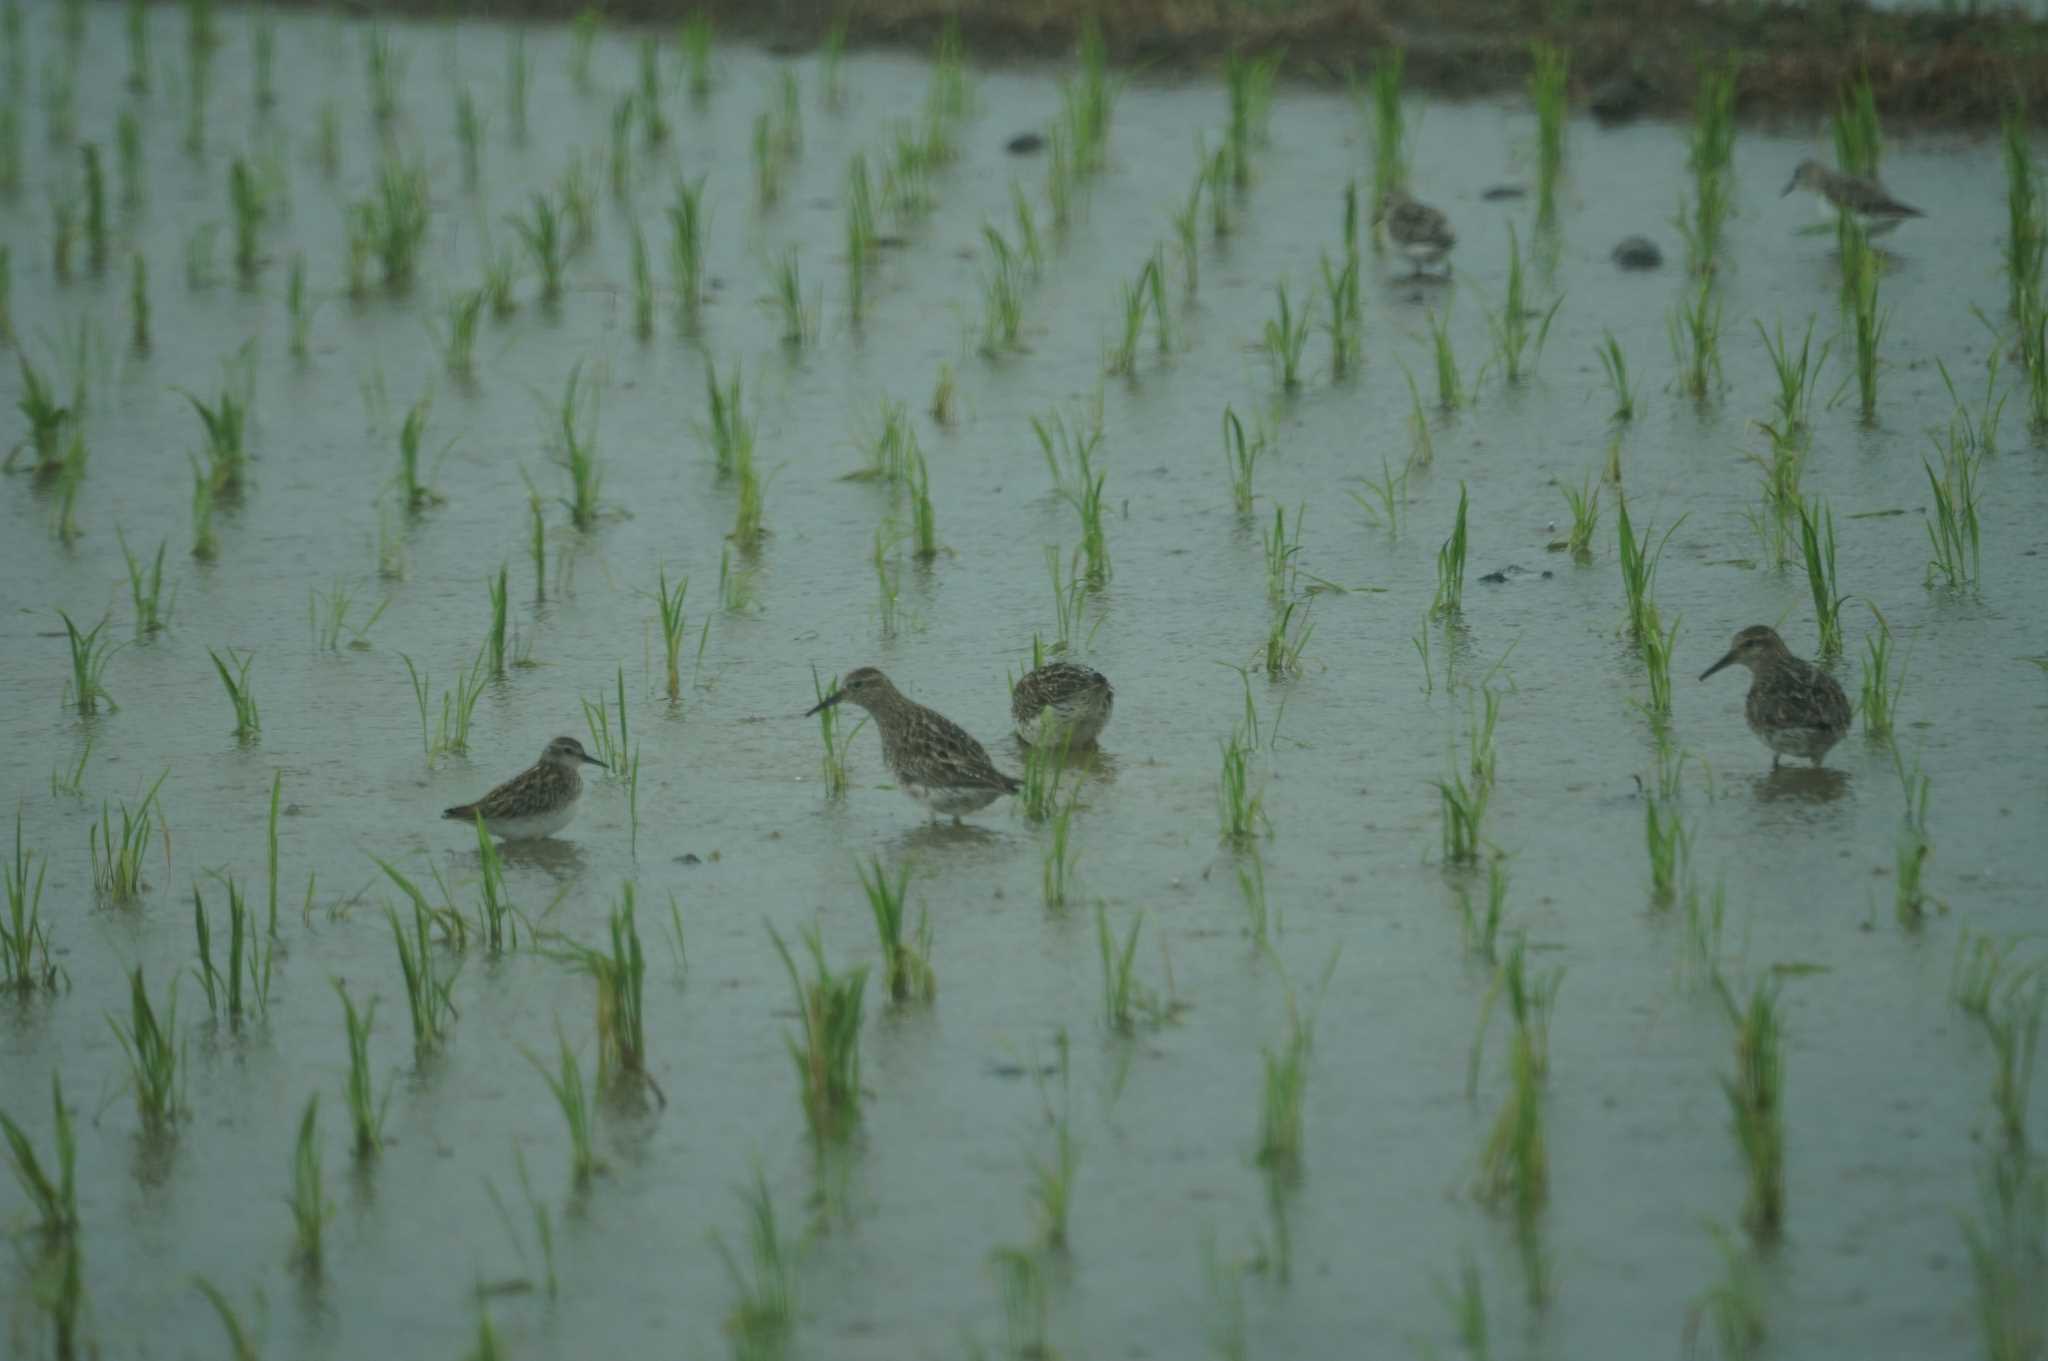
484 803 578 841
904 780 1002 816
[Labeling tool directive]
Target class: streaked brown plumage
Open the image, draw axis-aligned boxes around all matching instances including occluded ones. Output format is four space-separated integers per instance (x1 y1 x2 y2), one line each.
807 667 1019 820
1377 187 1456 276
1011 661 1114 748
1781 159 1923 235
443 735 606 840
1699 626 1852 768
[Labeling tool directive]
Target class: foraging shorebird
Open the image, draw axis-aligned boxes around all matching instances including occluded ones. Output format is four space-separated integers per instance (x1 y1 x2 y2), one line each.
1699 626 1851 768
1780 159 1923 236
1376 187 1457 278
1011 661 1115 749
443 736 606 840
807 667 1020 822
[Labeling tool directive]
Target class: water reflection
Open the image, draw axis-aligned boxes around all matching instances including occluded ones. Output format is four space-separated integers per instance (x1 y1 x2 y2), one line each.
1753 765 1850 804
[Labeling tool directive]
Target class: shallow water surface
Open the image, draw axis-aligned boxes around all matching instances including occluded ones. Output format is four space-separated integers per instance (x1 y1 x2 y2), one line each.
2 4 2046 1359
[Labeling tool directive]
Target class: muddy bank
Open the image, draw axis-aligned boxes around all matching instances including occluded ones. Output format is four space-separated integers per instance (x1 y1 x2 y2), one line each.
322 0 2048 125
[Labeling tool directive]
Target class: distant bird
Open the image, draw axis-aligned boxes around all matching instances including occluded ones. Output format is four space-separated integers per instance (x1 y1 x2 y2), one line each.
1011 661 1114 749
1377 187 1457 278
1699 626 1852 768
1781 159 1923 236
807 667 1020 822
444 736 606 840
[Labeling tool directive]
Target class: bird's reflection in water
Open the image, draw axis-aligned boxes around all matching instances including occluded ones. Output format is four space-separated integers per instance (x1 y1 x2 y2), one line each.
1753 765 1850 805
493 837 591 883
889 819 1007 860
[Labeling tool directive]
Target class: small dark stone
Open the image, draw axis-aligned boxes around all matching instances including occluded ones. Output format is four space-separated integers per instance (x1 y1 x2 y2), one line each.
1480 570 1509 585
1005 131 1046 155
1589 71 1656 125
1480 184 1526 201
675 853 701 865
1612 236 1663 270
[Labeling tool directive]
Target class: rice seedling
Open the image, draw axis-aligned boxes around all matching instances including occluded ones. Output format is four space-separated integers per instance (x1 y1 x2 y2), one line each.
1367 47 1408 224
436 288 485 379
330 978 390 1160
391 394 446 512
509 193 565 308
907 438 938 561
1474 944 1557 1217
770 922 868 1141
308 577 388 651
1615 493 1680 641
979 227 1027 355
989 1246 1051 1358
1848 240 1887 423
207 646 260 740
751 110 786 208
1645 794 1692 908
17 356 72 476
358 154 430 292
552 364 602 531
1597 332 1635 422
400 648 490 762
1983 974 2044 1156
1040 790 1082 910
57 609 119 713
1256 994 1314 1181
1832 72 1881 179
701 359 753 478
2019 295 2048 435
1637 604 1681 721
844 154 875 325
1217 726 1268 845
667 175 705 330
1717 976 1784 1240
1859 611 1905 741
1794 498 1844 659
1923 435 1982 590
1352 451 1409 539
1222 406 1264 515
122 250 152 356
1481 224 1561 385
1895 762 1934 926
1549 475 1599 561
525 1025 599 1187
860 856 935 1004
1105 257 1152 377
1961 1153 2048 1361
560 883 653 1087
227 156 268 285
720 545 754 614
0 1073 77 1234
285 254 310 359
1431 483 1469 618
1095 900 1149 1035
577 668 632 778
1146 243 1171 353
1261 282 1312 393
387 896 458 1056
715 1171 795 1358
284 1093 334 1273
1263 503 1305 604
1236 847 1270 947
1682 1222 1767 1361
1223 52 1275 191
731 435 766 553
49 426 85 544
77 142 106 276
641 567 688 705
1528 43 1567 224
870 521 903 639
2 815 56 991
679 14 713 103
2003 105 2042 320
811 667 864 799
183 382 249 495
765 247 814 347
90 772 165 906
1666 274 1723 400
1321 251 1361 378
192 873 271 1021
108 965 182 1133
1754 315 1826 439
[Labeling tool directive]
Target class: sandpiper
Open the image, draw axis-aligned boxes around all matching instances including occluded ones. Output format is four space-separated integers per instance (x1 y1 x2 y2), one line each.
443 735 606 840
807 667 1020 822
1780 159 1923 236
1699 626 1851 768
1011 661 1115 749
1376 187 1457 278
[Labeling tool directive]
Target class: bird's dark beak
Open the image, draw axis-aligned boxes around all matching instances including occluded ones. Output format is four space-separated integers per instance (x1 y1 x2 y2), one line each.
1699 650 1737 682
582 752 608 769
805 690 845 717
1779 175 1797 198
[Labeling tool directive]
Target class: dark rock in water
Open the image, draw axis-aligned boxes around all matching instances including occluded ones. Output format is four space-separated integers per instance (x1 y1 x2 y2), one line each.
1005 131 1046 155
1590 70 1656 125
1612 236 1662 270
1480 565 1548 585
1480 570 1509 585
675 853 701 866
1480 184 1526 201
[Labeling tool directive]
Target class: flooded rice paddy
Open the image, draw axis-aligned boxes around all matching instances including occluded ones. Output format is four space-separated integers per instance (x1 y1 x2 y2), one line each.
2 4 2047 1358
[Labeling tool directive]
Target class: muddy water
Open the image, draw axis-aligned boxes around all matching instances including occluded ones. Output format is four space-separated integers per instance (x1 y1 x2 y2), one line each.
2 3 2045 1358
